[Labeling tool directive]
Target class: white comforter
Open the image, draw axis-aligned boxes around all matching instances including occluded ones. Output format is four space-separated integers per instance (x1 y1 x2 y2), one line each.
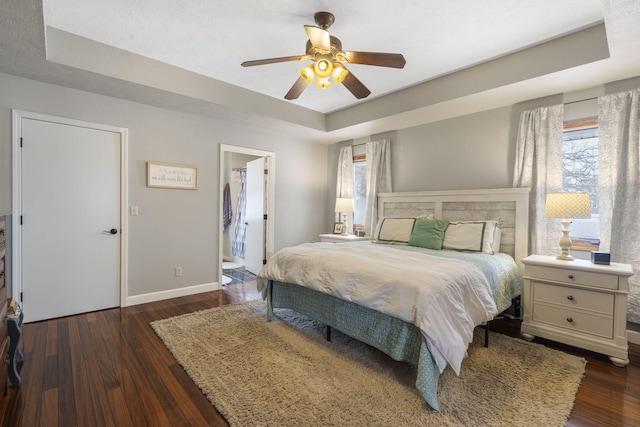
257 242 498 375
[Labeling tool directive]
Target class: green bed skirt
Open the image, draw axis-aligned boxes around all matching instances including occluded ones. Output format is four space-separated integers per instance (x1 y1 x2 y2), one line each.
265 280 442 411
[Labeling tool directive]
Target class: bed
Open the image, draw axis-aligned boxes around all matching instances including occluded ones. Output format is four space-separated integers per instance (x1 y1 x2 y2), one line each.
256 188 530 410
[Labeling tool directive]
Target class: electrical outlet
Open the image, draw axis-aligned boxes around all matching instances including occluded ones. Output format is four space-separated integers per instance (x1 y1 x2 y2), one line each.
175 266 182 277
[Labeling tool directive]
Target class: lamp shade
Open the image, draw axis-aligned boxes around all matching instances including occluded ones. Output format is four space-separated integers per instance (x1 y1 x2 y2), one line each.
335 197 354 213
544 193 591 218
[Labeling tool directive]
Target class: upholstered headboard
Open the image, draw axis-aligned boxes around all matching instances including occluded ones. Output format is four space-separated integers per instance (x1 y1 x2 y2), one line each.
377 188 530 275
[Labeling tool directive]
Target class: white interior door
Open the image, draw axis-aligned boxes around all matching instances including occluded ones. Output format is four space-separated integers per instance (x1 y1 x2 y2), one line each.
20 117 121 322
244 158 265 275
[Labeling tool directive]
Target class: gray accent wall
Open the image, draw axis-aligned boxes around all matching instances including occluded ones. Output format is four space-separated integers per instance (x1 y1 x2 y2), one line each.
0 72 327 298
3 71 640 302
326 76 640 232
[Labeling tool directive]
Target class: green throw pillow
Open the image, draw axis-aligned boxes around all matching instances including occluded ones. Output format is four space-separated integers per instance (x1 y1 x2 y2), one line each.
408 218 449 250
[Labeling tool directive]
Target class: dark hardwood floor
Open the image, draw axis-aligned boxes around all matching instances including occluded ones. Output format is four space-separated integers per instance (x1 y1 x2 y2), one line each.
2 282 639 426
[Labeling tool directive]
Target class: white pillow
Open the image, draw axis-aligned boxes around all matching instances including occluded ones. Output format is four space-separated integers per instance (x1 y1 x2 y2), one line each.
442 220 499 254
372 217 417 245
491 227 502 253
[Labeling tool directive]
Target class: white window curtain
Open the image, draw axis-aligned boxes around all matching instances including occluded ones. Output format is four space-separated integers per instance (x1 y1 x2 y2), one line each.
512 104 565 256
232 169 247 258
336 146 354 231
365 139 392 235
598 88 640 325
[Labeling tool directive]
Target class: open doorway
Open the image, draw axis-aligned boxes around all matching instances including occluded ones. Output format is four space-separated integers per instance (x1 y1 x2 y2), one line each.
219 144 275 288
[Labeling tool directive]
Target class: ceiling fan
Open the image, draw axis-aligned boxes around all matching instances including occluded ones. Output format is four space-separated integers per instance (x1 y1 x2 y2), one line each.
241 12 406 100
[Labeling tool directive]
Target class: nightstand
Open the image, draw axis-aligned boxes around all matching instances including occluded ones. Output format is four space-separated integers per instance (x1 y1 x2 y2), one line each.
521 254 633 367
319 234 369 243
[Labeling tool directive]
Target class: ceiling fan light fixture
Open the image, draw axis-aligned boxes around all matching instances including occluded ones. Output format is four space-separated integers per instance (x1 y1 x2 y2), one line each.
241 12 405 100
332 63 349 84
314 58 333 78
316 77 332 89
300 65 315 84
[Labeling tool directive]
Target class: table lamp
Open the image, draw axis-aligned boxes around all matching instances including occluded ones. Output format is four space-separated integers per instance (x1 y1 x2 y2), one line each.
544 192 591 261
335 198 354 236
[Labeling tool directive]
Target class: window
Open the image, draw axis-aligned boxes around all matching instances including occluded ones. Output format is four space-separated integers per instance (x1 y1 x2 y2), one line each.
562 119 600 250
353 155 366 231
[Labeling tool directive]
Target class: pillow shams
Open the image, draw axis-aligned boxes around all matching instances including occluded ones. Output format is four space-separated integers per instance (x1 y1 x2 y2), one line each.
491 227 502 253
408 218 449 250
373 217 417 244
442 220 499 254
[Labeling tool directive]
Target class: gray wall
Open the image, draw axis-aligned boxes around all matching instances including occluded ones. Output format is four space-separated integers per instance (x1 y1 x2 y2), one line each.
327 76 640 226
3 71 639 300
0 73 327 298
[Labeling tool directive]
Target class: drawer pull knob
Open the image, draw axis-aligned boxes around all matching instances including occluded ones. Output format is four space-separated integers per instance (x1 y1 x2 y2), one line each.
566 317 574 323
567 295 574 301
568 274 575 279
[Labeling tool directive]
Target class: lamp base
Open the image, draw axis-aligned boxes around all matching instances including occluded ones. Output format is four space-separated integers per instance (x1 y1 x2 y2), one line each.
556 218 574 261
341 214 349 236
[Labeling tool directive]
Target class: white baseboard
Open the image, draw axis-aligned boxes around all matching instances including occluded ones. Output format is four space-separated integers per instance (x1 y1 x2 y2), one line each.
628 329 640 345
125 282 220 307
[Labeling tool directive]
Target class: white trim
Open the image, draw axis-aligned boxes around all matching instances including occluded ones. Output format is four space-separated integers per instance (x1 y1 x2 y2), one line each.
628 329 640 345
11 112 20 298
219 144 275 285
120 129 129 307
11 110 129 309
125 282 219 306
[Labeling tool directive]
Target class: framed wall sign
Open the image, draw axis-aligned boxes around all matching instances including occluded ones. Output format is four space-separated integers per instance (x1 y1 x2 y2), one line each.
147 162 198 190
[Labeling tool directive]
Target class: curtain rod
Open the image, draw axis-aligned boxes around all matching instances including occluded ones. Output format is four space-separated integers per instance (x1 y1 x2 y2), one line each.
564 96 598 106
351 138 392 148
232 167 246 171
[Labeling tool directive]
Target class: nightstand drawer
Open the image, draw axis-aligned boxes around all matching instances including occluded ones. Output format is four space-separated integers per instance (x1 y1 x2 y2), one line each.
531 265 619 290
533 282 614 314
532 303 613 338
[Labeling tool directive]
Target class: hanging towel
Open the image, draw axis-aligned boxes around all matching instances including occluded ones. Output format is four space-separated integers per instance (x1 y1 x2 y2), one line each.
223 183 232 232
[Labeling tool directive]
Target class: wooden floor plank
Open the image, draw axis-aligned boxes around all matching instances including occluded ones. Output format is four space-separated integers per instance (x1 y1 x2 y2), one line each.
55 319 77 427
66 316 100 427
39 389 58 427
18 320 47 427
2 282 638 426
105 386 136 427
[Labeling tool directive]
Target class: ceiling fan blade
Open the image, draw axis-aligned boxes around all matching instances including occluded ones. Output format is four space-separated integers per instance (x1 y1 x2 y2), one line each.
343 51 406 69
284 76 310 100
342 71 371 99
304 25 331 51
241 55 309 67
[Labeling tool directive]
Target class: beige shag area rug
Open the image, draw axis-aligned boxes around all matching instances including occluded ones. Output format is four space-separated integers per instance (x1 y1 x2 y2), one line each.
151 300 586 427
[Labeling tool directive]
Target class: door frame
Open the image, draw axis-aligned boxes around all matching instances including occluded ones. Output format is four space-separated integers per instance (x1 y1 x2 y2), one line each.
11 110 129 307
219 144 275 286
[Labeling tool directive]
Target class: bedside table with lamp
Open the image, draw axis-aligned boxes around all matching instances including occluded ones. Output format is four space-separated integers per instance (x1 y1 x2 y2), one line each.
320 197 369 243
521 193 633 367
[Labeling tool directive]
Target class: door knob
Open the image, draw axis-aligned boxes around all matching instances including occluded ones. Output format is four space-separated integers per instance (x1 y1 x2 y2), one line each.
103 228 118 235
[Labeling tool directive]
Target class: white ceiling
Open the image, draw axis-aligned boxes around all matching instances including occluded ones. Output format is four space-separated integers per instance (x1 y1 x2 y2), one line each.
2 1 640 144
43 0 604 114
